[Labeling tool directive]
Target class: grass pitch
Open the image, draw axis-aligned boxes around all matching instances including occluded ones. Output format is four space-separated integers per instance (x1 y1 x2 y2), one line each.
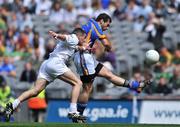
0 123 180 127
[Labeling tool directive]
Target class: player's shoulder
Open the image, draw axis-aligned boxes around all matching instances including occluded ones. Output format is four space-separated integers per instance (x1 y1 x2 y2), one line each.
65 34 79 45
69 34 78 41
81 18 97 27
89 18 97 23
90 19 102 31
81 19 92 29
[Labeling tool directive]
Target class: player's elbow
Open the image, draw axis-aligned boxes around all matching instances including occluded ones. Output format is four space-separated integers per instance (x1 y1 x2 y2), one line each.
101 39 112 52
104 43 112 52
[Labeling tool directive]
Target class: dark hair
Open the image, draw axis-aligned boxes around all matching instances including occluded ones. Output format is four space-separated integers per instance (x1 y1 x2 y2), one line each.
72 28 86 35
96 13 112 23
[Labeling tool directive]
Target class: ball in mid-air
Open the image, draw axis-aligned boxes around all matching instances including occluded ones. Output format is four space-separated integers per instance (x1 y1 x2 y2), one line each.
145 50 160 64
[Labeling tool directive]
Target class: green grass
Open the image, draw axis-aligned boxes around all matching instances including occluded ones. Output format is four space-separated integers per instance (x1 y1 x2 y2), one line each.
0 123 180 127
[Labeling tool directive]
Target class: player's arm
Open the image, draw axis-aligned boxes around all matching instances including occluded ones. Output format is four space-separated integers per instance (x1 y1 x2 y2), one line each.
93 24 112 51
100 38 112 52
48 31 66 41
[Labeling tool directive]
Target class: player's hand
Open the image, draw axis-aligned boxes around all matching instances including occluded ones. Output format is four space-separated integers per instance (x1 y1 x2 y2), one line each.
49 31 58 39
86 46 96 53
77 46 94 52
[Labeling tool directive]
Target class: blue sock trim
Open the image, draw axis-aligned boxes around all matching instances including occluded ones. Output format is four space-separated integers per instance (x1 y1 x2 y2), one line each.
131 81 139 89
77 103 87 115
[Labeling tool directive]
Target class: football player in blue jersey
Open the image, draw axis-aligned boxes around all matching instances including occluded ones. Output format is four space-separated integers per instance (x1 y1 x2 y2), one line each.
73 13 151 123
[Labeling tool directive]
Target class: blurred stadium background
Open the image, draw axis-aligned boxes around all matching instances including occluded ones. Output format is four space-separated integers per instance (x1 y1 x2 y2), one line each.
0 0 180 124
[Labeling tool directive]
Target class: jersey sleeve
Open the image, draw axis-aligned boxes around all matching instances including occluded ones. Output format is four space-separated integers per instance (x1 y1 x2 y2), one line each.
65 34 79 46
92 24 107 40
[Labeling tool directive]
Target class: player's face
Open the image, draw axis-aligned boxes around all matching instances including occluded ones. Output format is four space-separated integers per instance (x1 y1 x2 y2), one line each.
101 20 111 31
77 33 86 45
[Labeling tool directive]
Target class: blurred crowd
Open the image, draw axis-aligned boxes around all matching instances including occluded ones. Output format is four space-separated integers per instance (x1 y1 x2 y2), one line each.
0 0 179 100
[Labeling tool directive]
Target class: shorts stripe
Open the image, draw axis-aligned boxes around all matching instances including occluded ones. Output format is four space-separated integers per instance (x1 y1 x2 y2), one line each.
80 52 89 75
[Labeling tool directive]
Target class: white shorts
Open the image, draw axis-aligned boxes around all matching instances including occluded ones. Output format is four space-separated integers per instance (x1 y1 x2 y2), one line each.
37 57 70 82
73 51 98 76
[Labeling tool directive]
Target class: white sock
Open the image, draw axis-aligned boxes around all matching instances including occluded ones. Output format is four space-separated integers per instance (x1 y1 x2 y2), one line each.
12 99 20 110
69 103 77 113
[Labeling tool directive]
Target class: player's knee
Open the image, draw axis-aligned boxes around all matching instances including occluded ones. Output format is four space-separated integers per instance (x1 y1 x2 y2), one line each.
76 80 82 87
78 80 83 86
72 79 82 87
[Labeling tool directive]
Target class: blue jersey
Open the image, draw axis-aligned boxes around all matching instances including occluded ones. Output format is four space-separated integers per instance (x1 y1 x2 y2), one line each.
76 19 107 76
81 19 107 47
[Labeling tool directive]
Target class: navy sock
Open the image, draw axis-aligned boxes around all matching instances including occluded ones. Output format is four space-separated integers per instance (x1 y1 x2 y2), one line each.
77 103 87 115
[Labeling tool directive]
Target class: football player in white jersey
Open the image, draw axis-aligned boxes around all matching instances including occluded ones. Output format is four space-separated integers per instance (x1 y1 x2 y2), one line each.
3 28 87 122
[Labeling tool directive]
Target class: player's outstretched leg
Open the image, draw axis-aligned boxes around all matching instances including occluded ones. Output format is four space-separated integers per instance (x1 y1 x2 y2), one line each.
98 66 151 92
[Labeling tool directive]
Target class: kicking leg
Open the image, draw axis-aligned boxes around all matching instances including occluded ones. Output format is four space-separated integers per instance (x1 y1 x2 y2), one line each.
98 66 151 92
98 66 125 86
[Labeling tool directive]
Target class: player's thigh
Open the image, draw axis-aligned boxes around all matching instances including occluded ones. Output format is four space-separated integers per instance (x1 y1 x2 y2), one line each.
57 70 82 86
33 78 49 92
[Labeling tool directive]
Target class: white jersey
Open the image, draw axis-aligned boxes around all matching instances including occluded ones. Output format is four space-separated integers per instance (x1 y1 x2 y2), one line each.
49 34 79 60
37 34 79 82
